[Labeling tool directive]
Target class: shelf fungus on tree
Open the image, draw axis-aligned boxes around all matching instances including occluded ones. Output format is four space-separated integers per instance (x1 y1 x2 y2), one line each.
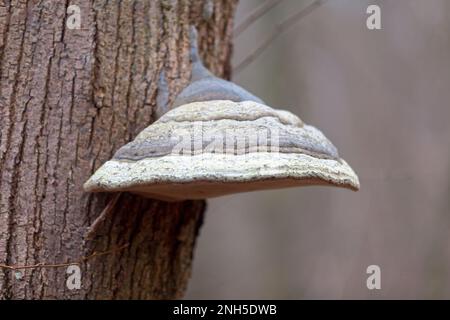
83 26 359 201
84 100 359 201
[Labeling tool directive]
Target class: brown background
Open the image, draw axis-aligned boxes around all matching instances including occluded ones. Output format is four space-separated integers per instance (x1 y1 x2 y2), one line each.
186 0 450 299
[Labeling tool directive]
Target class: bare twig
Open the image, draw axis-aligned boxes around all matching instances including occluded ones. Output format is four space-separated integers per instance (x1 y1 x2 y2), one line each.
85 192 122 240
234 0 328 75
0 243 130 271
234 0 284 37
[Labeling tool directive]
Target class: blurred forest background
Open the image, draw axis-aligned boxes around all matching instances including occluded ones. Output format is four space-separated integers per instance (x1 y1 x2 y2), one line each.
186 0 450 299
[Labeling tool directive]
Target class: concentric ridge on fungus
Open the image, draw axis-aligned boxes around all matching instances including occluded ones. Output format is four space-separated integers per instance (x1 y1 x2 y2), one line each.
84 100 360 201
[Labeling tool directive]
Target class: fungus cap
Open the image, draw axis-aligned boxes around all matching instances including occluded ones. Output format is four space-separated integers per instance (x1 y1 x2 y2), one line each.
84 100 359 201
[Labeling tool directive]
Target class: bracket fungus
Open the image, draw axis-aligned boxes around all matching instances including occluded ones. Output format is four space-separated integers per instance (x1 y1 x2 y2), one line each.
83 27 359 201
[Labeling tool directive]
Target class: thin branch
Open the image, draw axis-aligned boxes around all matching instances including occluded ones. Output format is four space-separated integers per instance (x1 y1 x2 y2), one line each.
234 0 285 37
234 0 328 75
85 193 122 240
0 243 130 271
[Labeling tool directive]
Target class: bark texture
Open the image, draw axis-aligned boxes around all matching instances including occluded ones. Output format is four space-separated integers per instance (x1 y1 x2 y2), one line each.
0 0 238 299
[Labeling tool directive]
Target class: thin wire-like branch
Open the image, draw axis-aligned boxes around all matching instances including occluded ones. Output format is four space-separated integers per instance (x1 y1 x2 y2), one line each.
85 193 122 240
234 0 285 37
234 0 328 75
0 243 130 271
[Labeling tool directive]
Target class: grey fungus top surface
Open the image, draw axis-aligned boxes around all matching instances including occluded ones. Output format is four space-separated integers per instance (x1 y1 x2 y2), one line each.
114 100 338 161
171 77 264 108
171 26 264 109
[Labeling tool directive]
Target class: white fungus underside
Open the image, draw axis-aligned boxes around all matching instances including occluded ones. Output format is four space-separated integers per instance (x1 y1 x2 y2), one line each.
84 152 360 201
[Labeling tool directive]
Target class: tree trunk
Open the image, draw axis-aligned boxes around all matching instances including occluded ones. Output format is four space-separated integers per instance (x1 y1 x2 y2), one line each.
0 0 237 299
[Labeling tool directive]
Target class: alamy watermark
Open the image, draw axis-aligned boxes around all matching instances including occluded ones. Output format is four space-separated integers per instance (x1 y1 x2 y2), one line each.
366 5 381 30
169 124 280 157
66 5 81 30
66 265 81 290
366 265 381 290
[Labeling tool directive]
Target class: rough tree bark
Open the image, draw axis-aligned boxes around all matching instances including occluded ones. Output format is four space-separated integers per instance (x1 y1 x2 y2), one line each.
0 0 238 299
